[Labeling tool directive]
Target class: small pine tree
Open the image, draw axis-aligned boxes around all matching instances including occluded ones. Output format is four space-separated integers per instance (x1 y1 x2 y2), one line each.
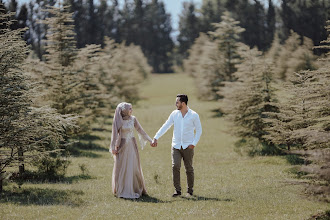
96 37 151 105
264 22 330 150
42 4 77 67
177 1 201 60
267 31 317 80
183 33 209 77
209 11 245 82
190 11 245 100
221 44 279 155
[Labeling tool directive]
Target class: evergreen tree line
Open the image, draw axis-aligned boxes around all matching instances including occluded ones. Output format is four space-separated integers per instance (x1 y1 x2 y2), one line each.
0 3 151 191
2 0 329 72
177 0 329 63
185 13 329 201
1 0 173 73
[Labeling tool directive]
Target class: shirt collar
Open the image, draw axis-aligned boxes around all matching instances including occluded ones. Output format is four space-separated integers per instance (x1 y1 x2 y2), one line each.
185 107 191 117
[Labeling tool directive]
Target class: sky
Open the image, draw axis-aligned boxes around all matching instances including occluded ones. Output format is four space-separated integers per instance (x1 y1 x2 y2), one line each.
165 0 202 33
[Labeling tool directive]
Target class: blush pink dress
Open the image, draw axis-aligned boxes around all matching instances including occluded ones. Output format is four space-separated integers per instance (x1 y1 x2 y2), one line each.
112 116 152 198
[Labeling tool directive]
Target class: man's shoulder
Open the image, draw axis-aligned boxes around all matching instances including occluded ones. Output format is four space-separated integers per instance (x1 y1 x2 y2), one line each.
171 110 179 115
189 109 199 117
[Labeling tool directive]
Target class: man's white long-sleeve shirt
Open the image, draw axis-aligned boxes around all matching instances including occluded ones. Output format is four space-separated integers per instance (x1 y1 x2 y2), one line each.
154 108 202 149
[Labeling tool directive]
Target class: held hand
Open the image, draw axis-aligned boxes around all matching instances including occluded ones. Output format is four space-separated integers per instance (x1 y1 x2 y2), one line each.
151 138 158 147
188 145 195 149
112 149 118 155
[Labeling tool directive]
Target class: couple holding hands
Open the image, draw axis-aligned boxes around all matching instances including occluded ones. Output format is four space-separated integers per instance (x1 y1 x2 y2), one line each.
109 94 202 199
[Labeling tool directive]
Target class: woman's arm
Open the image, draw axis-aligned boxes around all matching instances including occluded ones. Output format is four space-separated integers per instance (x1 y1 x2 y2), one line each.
134 117 152 143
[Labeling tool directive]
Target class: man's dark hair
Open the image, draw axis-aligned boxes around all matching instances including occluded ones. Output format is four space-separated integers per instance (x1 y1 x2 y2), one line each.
177 94 188 105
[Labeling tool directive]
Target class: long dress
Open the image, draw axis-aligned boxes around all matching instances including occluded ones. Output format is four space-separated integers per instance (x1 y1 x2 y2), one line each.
112 116 152 199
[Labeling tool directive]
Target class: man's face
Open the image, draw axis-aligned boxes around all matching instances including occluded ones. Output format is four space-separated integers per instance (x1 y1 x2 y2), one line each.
176 97 183 110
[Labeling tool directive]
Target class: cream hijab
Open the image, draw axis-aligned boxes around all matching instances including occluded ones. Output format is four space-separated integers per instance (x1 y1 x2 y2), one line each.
109 102 132 153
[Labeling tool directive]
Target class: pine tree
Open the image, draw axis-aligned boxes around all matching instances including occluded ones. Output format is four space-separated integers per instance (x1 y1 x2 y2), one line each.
184 12 245 100
97 0 108 47
86 0 98 45
252 0 268 50
209 11 245 82
143 0 174 72
117 0 134 44
0 6 76 191
295 20 330 202
266 0 276 49
26 0 56 60
8 0 17 29
199 0 216 33
203 11 245 98
183 33 210 78
224 0 271 51
65 0 86 48
96 37 151 105
264 21 330 150
221 45 279 155
177 1 201 60
39 4 106 137
279 0 329 47
131 0 144 47
42 5 77 67
105 0 121 42
0 9 30 188
267 31 317 80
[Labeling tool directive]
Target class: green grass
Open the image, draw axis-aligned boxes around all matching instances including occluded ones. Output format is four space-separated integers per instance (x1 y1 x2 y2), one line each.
0 73 328 219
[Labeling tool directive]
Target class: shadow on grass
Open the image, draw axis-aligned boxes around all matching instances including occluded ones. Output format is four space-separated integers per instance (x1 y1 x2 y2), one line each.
122 194 171 203
72 142 108 152
0 187 84 206
234 138 285 157
17 171 95 184
63 174 95 183
180 195 233 202
285 154 306 165
309 210 330 220
124 194 233 203
211 108 225 118
92 127 110 132
77 134 102 141
67 145 103 158
69 149 102 158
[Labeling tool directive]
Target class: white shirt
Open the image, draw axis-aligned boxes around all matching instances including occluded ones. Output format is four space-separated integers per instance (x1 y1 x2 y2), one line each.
154 108 202 149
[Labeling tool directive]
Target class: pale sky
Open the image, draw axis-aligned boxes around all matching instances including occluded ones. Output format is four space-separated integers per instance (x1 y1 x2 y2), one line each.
165 0 202 32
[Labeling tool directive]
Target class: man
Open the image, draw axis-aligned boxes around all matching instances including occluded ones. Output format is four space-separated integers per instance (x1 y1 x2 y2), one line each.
151 94 202 197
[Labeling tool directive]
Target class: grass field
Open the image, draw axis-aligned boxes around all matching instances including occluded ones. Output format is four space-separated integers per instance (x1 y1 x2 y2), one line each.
0 73 328 220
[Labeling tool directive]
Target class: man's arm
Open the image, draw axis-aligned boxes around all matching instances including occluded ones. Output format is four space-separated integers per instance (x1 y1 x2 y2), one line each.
153 112 174 144
192 114 202 147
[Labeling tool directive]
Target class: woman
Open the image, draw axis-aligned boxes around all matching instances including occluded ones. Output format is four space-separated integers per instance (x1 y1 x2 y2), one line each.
110 102 152 199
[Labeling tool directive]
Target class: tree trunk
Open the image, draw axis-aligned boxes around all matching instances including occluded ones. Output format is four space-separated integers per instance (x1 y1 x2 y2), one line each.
18 147 24 174
0 176 3 192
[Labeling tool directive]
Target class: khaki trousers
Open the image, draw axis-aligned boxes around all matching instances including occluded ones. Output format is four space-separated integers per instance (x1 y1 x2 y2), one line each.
171 146 194 193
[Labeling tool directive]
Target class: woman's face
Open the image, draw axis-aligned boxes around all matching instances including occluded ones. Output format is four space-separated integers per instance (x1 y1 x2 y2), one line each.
128 106 133 116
